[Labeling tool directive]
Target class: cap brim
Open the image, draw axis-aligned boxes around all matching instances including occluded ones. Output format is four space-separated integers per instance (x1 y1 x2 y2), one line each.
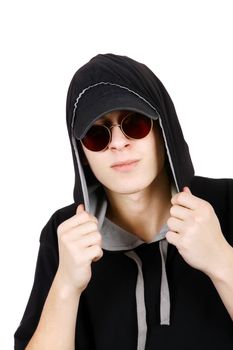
73 84 159 139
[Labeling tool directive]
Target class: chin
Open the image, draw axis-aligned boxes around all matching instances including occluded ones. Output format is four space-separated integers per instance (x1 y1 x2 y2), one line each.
105 178 156 195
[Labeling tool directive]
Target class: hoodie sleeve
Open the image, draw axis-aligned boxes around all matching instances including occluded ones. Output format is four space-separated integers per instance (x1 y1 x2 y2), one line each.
14 207 94 350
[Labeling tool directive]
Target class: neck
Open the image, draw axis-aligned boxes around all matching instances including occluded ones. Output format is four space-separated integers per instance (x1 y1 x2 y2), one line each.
105 168 172 242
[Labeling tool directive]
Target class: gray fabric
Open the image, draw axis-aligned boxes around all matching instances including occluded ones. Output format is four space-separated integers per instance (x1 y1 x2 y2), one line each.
101 217 169 251
101 217 147 250
159 239 170 325
88 184 108 230
158 118 179 192
125 251 147 350
71 134 90 211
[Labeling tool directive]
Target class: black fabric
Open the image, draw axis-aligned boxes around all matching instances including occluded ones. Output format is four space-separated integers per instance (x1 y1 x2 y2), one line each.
14 54 233 349
14 177 233 349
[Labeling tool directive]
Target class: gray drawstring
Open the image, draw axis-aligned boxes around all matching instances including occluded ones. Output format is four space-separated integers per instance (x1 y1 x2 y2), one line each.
124 243 171 350
125 251 147 350
159 239 170 325
124 242 170 348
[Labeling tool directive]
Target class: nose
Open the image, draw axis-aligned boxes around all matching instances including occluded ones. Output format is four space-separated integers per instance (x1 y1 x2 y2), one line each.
108 124 130 150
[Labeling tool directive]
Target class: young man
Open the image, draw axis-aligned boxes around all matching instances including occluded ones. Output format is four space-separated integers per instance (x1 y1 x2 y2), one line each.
14 54 233 350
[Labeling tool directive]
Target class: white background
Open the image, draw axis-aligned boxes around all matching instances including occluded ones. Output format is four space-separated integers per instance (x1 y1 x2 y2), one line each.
1 1 233 348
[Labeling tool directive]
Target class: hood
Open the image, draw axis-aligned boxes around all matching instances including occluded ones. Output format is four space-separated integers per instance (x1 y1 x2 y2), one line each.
65 54 195 332
66 53 194 208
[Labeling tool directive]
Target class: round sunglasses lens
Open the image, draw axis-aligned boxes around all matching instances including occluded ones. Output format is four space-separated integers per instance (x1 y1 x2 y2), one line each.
122 113 152 139
82 125 110 151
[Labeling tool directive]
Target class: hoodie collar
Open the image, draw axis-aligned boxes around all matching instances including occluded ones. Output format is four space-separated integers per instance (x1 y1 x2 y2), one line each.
100 183 177 251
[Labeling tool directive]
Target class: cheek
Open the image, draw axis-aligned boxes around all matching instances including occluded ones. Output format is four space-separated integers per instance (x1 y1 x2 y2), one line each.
88 158 104 177
82 150 108 182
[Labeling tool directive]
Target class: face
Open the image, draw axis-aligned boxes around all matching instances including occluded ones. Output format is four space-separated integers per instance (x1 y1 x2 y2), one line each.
81 110 166 196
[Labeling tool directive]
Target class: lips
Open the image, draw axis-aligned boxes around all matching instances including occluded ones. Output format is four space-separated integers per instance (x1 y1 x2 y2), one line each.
111 159 140 171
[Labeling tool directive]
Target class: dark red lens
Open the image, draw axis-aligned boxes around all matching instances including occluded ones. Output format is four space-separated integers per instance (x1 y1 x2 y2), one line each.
81 113 153 152
122 113 152 139
82 125 110 151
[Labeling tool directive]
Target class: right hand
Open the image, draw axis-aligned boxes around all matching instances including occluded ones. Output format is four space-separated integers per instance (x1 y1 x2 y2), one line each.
56 204 103 294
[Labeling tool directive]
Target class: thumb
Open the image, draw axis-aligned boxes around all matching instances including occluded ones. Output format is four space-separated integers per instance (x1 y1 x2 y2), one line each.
76 204 85 215
183 186 191 194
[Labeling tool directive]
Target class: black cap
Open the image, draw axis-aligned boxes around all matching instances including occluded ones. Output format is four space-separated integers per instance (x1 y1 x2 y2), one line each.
73 83 159 139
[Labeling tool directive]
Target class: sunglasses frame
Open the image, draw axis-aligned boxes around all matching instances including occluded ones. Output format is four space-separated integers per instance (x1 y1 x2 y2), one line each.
81 112 153 152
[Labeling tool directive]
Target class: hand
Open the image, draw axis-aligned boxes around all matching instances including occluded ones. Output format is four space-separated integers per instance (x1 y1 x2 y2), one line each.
56 204 103 295
166 187 230 277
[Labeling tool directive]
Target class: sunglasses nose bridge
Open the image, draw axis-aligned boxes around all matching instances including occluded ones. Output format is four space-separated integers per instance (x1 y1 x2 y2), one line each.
108 123 125 139
108 122 130 149
109 123 121 130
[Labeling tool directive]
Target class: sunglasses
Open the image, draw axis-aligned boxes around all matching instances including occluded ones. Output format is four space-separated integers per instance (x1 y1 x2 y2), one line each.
81 112 153 152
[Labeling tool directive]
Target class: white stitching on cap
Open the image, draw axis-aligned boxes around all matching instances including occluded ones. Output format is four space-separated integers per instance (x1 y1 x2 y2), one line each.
71 81 160 129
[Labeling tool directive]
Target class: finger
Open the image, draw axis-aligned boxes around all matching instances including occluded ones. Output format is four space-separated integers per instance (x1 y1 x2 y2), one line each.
167 216 183 233
79 231 102 248
62 221 99 241
76 204 84 215
93 254 103 262
87 245 103 262
170 204 192 220
183 186 191 194
59 210 98 232
171 191 199 210
166 231 180 247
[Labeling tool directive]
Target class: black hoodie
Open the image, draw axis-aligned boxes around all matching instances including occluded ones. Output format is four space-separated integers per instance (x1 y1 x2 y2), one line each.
14 54 233 349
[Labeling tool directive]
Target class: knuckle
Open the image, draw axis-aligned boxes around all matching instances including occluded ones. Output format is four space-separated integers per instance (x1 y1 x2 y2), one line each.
193 214 202 223
167 217 173 228
76 210 89 223
204 202 213 215
177 193 183 202
94 245 103 255
90 214 98 223
81 211 90 221
95 232 102 243
77 211 98 225
89 221 98 232
170 205 176 216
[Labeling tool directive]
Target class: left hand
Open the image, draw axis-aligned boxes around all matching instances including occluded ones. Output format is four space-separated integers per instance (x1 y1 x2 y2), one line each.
166 186 230 277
